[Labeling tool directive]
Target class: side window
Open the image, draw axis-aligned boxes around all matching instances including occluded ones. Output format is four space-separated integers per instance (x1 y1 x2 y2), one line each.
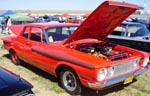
111 26 126 36
30 27 46 43
127 26 140 37
23 27 30 39
46 27 57 42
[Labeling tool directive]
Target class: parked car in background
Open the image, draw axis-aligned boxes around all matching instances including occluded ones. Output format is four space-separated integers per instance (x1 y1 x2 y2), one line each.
0 66 34 96
64 16 82 24
1 1 149 95
138 18 149 29
108 22 150 53
126 18 150 31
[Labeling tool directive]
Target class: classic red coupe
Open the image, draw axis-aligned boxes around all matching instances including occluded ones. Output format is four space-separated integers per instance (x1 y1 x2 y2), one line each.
1 1 149 95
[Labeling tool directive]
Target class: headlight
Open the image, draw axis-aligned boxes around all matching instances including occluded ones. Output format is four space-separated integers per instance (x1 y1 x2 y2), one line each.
133 59 139 68
142 57 149 67
108 66 115 76
97 68 107 81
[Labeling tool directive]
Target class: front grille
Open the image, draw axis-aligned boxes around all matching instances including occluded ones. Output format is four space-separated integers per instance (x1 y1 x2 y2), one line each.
107 57 141 78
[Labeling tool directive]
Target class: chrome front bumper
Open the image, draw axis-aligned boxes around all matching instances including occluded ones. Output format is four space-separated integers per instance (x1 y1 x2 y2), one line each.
88 67 148 89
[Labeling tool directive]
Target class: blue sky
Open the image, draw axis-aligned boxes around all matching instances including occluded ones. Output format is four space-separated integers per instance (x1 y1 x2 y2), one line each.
0 0 149 12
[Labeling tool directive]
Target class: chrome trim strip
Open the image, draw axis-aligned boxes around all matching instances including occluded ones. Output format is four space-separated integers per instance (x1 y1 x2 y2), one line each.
32 46 96 69
134 67 148 76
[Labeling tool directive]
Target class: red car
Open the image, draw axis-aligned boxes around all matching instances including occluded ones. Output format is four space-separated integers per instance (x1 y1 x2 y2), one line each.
1 1 149 95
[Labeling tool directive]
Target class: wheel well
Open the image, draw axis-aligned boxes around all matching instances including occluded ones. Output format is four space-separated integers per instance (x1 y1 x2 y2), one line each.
9 48 14 53
56 65 75 78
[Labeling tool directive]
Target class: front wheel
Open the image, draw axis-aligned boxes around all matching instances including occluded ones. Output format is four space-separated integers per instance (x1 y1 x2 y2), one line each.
60 67 82 95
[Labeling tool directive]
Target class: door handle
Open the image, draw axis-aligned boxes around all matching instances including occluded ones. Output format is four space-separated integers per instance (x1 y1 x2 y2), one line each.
26 42 30 45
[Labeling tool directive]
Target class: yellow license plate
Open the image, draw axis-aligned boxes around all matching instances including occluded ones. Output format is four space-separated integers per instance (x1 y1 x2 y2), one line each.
124 76 134 85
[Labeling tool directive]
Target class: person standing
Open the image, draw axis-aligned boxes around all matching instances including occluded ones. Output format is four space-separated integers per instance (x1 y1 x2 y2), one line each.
0 16 7 34
6 16 11 34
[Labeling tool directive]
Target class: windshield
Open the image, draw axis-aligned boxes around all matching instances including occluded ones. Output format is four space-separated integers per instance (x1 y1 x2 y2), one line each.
45 26 78 42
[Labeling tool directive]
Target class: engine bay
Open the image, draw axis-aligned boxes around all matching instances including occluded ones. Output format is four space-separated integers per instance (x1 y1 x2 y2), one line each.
74 42 129 61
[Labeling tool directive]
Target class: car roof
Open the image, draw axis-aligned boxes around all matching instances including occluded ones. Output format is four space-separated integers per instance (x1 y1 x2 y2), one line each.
22 23 79 28
8 22 79 35
122 21 142 25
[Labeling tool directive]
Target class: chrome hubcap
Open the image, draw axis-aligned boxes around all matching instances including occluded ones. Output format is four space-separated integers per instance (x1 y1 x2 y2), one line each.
63 71 77 91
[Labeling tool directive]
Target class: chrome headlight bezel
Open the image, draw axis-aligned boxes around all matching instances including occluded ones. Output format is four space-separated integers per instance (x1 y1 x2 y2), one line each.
142 57 149 67
97 68 107 81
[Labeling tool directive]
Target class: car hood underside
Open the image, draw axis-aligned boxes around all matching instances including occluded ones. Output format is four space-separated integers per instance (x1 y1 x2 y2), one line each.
64 1 142 44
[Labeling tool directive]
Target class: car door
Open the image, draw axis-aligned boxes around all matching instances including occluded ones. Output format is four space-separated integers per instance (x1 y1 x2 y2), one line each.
14 26 33 63
15 26 46 68
25 26 57 73
20 27 44 67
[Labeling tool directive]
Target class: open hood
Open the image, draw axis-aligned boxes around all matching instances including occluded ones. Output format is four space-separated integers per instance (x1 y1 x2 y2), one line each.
64 1 142 44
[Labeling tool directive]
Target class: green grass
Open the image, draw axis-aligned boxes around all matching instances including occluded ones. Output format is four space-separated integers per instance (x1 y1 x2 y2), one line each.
0 34 150 96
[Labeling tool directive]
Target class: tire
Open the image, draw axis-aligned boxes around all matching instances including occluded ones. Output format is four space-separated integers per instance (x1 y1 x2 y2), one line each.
60 67 82 95
9 49 20 65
